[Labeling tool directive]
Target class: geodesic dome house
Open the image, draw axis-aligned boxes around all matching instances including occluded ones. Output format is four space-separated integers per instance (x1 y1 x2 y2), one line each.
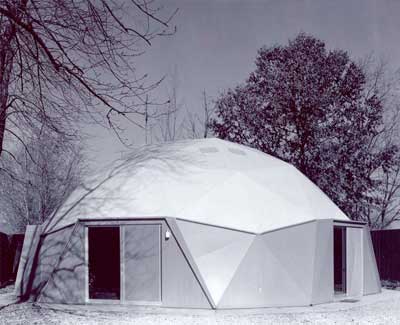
16 138 381 308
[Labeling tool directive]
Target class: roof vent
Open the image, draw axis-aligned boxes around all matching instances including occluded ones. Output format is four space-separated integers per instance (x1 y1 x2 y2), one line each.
228 148 246 156
199 147 219 154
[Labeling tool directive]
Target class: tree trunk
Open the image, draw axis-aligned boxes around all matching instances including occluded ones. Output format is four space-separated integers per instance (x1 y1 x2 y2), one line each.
0 35 14 158
0 1 25 158
0 99 6 157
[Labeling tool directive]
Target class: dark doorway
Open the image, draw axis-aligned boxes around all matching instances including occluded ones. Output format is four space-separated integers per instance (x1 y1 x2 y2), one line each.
88 227 120 300
334 226 346 294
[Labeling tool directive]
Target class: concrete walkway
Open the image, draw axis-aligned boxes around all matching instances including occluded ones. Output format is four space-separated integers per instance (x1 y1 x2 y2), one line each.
38 289 400 316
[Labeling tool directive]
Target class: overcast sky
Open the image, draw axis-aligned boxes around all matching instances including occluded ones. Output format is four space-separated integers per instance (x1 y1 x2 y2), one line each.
87 0 400 169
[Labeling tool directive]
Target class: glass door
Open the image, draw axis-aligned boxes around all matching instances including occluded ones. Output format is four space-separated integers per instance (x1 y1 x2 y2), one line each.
123 224 161 303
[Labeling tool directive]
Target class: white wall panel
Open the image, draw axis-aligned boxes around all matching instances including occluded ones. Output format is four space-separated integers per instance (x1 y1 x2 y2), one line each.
162 220 212 308
362 228 381 295
311 219 333 304
177 220 255 305
15 225 42 298
219 221 316 308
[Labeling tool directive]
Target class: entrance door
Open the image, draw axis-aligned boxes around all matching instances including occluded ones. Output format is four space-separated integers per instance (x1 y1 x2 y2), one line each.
346 227 363 298
123 224 161 303
88 227 120 300
334 226 346 294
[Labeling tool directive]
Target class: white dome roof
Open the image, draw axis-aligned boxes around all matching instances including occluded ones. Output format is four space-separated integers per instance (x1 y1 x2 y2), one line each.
47 138 348 233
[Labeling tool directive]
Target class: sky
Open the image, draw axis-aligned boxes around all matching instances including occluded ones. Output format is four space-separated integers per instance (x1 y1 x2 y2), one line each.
87 0 400 169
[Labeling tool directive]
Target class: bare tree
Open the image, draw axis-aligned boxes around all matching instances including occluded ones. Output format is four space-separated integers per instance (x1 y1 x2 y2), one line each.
183 90 214 139
375 160 400 229
364 128 400 229
155 82 182 142
0 128 85 232
146 68 185 143
0 0 177 162
152 87 215 142
359 56 400 228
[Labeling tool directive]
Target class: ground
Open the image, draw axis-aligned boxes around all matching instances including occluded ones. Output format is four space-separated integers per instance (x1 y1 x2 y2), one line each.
1 288 400 324
0 285 14 295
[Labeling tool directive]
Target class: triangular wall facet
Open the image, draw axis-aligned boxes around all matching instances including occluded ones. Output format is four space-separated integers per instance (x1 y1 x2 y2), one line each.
219 221 316 308
176 220 255 305
363 228 381 295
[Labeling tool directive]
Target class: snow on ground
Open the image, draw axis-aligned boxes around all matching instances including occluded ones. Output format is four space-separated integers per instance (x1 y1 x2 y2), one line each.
1 289 400 324
0 285 14 295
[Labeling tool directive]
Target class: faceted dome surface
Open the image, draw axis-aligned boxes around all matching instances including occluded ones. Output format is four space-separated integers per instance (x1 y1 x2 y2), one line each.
47 138 348 233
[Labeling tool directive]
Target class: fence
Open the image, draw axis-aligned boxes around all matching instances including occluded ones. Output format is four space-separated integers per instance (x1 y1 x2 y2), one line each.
371 229 400 282
0 232 9 287
0 232 24 287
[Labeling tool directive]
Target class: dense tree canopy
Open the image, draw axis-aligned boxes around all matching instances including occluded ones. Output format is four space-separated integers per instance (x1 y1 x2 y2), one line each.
211 33 398 222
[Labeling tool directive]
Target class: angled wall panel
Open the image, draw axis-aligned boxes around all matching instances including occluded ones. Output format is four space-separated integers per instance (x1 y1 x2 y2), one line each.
162 221 211 308
33 226 74 298
38 223 86 304
15 225 42 298
260 221 316 300
176 220 255 306
219 221 316 308
311 219 333 304
363 228 381 295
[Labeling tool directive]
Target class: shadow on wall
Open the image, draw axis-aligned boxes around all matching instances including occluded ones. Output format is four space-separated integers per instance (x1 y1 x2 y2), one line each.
15 223 86 303
15 142 198 302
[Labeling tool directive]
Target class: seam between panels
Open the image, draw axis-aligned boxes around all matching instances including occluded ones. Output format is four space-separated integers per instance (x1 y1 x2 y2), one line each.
310 220 320 305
